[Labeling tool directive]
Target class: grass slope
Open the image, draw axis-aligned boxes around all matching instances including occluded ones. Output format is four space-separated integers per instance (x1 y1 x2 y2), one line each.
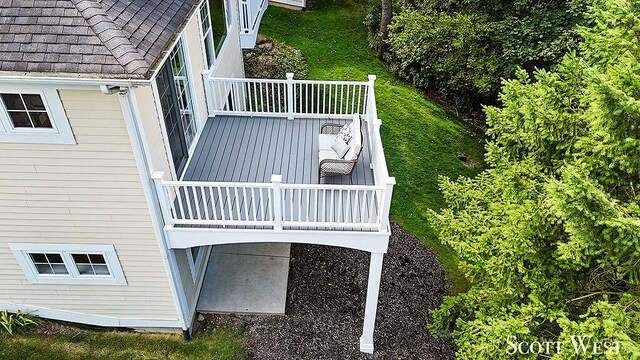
0 325 247 360
261 0 486 292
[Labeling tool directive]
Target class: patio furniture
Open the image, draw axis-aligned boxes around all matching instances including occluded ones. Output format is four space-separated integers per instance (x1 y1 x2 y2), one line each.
318 113 363 181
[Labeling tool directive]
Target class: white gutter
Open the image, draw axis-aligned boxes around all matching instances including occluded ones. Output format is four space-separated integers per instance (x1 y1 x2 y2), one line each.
0 74 150 86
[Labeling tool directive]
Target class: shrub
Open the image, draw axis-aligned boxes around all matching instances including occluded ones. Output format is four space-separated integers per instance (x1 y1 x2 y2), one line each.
379 0 590 118
0 311 36 336
244 39 308 80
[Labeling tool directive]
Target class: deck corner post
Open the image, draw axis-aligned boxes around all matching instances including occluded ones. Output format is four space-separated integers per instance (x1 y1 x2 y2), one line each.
151 171 172 226
286 73 294 120
379 177 396 231
202 70 214 116
271 174 283 230
360 251 385 354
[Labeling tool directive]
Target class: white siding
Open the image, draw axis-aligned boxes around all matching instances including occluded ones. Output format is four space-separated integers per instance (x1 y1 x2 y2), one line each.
184 15 209 131
212 0 245 78
133 85 171 177
0 90 179 321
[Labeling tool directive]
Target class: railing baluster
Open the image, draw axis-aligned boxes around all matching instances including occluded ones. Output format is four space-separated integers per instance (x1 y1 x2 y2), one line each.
216 186 226 224
340 84 344 115
208 186 217 221
259 187 266 221
250 187 257 221
176 186 187 220
184 186 194 220
192 185 202 220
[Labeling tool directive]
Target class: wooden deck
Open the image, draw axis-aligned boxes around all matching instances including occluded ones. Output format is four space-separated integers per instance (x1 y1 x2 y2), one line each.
182 116 374 185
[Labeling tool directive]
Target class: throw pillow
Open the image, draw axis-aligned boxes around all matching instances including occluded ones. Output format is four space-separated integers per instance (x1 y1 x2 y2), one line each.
337 123 352 144
331 136 350 159
345 144 360 160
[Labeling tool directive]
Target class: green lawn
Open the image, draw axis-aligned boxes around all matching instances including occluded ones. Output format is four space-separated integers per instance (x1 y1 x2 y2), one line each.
0 325 247 360
261 0 486 292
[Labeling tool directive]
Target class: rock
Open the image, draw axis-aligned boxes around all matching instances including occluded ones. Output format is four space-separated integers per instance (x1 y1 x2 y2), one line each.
258 41 273 51
256 34 268 44
197 314 205 322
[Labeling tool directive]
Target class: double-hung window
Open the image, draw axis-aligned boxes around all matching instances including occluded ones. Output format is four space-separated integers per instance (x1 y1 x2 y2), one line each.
199 0 231 69
0 87 75 144
9 244 127 285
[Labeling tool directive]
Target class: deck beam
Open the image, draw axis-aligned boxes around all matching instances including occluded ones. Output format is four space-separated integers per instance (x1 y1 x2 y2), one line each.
165 225 390 253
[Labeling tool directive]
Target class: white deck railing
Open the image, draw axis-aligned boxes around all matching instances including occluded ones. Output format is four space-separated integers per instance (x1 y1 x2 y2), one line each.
153 174 389 231
207 74 372 119
239 0 269 48
155 74 395 233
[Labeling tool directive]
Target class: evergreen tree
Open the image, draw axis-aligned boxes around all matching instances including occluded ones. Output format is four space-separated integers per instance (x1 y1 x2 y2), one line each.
429 0 640 358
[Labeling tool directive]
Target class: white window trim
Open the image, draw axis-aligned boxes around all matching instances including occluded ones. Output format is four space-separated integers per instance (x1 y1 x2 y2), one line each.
0 86 75 144
198 0 216 70
224 0 234 31
9 244 127 285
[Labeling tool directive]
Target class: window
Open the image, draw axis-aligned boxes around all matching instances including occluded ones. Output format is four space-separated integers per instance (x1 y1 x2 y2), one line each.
186 246 206 283
199 0 231 68
1 94 52 128
9 244 127 285
170 40 197 148
199 1 215 68
0 87 75 144
211 0 229 56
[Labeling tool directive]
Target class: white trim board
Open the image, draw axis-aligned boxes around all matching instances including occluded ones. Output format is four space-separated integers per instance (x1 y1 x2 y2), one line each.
166 227 391 253
0 302 181 329
118 89 191 331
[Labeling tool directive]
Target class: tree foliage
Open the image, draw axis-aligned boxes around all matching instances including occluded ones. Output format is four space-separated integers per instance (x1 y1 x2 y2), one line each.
428 0 640 358
383 0 590 116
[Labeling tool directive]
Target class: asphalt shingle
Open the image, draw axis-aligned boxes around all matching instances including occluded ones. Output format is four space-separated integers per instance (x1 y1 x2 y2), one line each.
0 0 198 78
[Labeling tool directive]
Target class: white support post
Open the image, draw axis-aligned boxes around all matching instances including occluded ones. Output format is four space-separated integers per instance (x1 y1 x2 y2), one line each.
202 70 214 117
286 73 294 120
360 252 385 354
271 174 283 229
152 171 172 226
379 177 395 232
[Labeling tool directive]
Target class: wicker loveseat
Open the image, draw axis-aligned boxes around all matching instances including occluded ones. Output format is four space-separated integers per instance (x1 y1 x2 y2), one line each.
318 113 363 181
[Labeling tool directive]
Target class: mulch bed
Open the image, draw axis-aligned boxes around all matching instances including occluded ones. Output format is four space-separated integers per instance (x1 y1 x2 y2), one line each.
199 222 456 359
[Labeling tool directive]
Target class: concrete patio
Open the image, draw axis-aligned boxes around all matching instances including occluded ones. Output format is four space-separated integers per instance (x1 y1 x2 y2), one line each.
197 243 291 314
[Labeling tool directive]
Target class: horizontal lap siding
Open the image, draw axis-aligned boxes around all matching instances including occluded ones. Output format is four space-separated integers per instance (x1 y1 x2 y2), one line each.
0 90 178 321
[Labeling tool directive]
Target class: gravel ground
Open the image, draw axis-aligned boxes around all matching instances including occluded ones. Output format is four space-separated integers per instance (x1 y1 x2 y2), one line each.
200 223 456 359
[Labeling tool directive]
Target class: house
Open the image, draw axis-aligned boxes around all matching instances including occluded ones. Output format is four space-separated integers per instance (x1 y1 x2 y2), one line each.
0 0 394 353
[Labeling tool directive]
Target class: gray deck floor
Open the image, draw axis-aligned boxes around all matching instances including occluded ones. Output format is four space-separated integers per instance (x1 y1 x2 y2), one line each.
182 116 374 185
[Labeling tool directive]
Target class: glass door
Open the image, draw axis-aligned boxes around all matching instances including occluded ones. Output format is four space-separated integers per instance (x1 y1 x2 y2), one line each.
156 39 197 176
157 58 189 175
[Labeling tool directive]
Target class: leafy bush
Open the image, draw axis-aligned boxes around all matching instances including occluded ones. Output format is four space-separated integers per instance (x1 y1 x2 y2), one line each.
1 311 36 336
244 39 308 80
387 10 499 113
429 0 640 357
380 0 590 117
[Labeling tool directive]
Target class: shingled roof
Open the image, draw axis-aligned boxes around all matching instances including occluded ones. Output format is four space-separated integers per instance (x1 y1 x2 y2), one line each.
0 0 198 79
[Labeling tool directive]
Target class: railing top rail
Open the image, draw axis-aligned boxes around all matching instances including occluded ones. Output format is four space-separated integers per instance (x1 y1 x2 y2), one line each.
210 77 287 84
163 179 386 190
281 183 385 191
162 180 273 187
209 77 370 86
292 79 370 86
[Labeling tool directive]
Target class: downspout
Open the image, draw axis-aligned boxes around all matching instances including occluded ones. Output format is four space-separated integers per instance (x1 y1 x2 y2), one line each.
116 86 191 337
